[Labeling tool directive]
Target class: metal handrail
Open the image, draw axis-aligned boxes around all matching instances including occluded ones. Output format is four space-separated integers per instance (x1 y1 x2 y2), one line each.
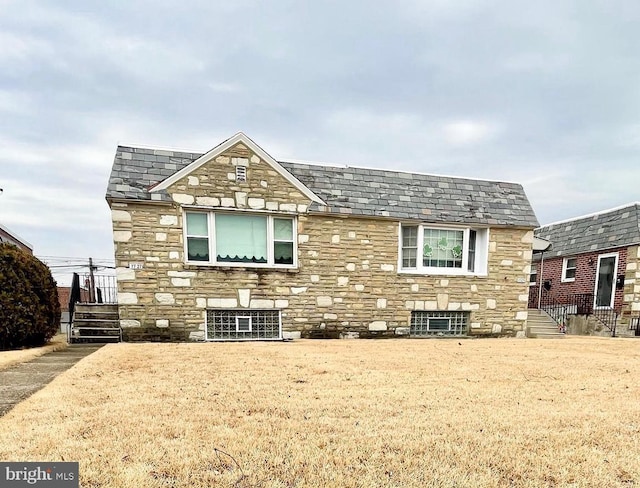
592 307 619 337
567 293 618 337
531 288 620 337
80 273 118 304
538 288 569 332
569 293 593 315
630 316 640 337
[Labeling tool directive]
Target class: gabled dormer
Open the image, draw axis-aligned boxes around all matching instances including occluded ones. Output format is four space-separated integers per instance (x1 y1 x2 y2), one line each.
149 132 324 211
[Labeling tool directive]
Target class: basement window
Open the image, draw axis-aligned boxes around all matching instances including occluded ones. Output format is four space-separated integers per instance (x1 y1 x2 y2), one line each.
206 309 281 340
410 311 469 336
236 316 252 332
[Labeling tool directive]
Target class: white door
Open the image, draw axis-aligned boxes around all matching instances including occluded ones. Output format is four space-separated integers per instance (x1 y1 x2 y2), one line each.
594 253 618 308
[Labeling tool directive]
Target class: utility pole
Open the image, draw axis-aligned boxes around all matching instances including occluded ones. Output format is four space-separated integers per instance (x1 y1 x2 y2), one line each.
89 257 96 303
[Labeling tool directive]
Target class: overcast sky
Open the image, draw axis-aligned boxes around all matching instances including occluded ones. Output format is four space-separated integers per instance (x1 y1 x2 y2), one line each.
1 0 639 285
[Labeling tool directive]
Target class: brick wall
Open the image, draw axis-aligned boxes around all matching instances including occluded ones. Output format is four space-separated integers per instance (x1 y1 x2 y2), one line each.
532 246 640 334
533 248 627 309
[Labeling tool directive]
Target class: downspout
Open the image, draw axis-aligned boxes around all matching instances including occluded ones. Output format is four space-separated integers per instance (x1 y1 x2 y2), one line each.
537 251 545 309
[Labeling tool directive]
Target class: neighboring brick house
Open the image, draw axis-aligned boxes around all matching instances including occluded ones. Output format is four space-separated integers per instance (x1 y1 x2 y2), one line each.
0 223 33 254
531 202 640 337
58 286 90 325
106 132 539 341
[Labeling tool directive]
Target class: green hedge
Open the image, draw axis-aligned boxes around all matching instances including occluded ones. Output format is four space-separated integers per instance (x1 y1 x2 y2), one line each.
0 243 60 350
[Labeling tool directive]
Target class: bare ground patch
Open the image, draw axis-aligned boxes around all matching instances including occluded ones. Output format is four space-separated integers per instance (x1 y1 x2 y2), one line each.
1 337 639 487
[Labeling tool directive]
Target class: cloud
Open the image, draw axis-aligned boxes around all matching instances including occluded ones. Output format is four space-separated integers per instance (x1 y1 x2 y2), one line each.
0 177 108 231
0 0 639 272
0 31 54 62
442 120 498 145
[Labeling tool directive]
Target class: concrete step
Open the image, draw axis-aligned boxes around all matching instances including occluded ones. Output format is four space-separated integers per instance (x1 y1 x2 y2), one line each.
72 319 119 326
69 329 121 343
528 320 558 327
70 304 121 344
75 311 119 318
75 304 119 312
532 333 566 339
528 329 565 339
528 325 562 333
527 309 565 338
72 327 120 332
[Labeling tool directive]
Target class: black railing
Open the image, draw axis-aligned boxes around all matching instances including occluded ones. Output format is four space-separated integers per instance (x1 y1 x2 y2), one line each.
530 288 619 336
79 273 118 304
570 293 593 315
591 307 619 337
68 272 118 326
528 285 539 309
538 288 569 332
568 293 618 337
630 316 640 337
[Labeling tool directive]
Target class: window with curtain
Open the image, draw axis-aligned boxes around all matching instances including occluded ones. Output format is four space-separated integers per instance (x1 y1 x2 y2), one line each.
399 224 488 275
186 213 210 261
185 211 296 267
273 218 294 265
216 214 268 263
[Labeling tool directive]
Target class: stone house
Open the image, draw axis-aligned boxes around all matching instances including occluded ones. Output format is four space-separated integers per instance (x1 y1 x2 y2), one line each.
531 202 640 337
106 132 539 341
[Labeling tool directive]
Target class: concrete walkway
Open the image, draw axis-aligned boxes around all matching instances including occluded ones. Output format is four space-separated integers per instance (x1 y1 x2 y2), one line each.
0 345 103 416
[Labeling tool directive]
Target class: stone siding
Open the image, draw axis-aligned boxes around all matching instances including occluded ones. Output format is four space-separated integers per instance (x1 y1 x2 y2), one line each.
623 245 640 335
109 143 534 340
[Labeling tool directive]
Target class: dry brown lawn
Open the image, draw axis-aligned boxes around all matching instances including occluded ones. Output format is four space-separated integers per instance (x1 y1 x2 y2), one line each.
1 337 639 487
0 334 67 371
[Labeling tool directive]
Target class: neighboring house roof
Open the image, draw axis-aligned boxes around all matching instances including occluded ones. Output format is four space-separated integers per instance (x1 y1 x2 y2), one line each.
535 202 640 258
106 133 539 228
0 223 33 252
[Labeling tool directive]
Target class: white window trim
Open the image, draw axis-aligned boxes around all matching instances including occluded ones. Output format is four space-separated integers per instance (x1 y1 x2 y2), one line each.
427 317 451 332
594 252 619 309
183 210 298 269
529 264 538 286
397 223 489 276
236 316 252 332
561 257 577 283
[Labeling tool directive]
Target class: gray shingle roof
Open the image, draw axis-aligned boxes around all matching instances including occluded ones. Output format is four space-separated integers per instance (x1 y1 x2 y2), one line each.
534 203 640 257
107 145 539 228
279 162 538 226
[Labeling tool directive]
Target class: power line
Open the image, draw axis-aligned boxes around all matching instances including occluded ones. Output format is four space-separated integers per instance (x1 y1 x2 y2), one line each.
38 256 115 262
47 264 116 269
